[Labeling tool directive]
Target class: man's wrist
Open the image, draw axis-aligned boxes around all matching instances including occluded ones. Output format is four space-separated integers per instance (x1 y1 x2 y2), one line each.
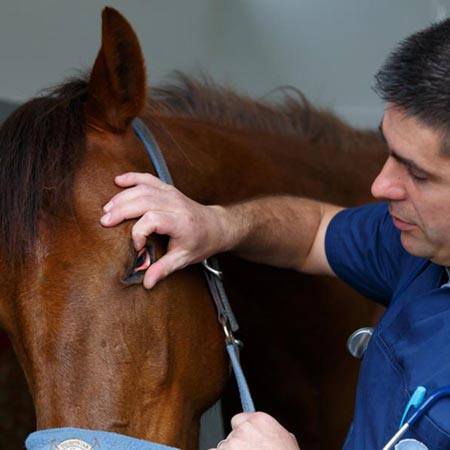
207 204 245 255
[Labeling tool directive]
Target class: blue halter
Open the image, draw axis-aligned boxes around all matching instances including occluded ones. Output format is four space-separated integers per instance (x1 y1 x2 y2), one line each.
131 117 255 413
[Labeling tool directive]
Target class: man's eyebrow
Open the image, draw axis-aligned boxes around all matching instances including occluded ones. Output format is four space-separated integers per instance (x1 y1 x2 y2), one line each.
377 121 432 177
389 151 431 176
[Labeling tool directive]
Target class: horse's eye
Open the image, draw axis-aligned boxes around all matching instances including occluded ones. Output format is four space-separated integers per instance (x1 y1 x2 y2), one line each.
133 245 152 273
124 244 154 285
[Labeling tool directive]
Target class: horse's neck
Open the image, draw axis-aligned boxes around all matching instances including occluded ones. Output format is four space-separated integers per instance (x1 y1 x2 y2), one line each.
156 116 385 207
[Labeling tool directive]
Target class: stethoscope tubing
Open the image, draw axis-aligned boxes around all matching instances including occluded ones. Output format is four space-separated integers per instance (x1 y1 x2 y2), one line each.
382 386 450 450
408 386 450 426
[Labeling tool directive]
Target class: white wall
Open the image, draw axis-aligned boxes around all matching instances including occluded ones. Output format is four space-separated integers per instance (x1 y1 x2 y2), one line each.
0 1 447 127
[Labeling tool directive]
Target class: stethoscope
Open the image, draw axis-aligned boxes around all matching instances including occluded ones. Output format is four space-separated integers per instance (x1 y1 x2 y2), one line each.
347 330 450 450
382 385 450 450
346 261 450 449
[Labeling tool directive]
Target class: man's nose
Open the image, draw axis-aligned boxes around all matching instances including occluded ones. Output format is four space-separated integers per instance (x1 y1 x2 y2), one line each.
371 157 407 200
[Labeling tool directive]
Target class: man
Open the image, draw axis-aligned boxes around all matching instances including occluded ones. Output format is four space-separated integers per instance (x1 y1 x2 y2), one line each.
100 19 450 450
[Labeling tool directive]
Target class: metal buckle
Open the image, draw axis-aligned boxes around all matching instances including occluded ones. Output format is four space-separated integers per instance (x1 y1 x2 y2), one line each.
202 259 224 280
220 316 242 348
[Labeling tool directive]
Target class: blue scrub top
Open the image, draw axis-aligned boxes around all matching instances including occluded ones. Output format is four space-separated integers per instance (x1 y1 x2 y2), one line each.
325 202 450 450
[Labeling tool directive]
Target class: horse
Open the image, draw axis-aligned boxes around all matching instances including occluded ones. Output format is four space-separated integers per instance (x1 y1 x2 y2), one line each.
0 7 387 450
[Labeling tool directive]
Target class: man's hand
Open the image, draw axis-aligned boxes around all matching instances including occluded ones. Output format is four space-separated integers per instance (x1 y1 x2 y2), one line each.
100 172 230 289
210 412 301 450
100 171 337 289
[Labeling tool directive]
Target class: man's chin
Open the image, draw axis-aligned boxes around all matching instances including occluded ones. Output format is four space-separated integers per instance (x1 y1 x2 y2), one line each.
399 232 450 264
399 232 430 259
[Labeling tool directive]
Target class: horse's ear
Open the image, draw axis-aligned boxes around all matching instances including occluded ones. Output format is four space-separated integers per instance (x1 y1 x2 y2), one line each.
85 7 147 132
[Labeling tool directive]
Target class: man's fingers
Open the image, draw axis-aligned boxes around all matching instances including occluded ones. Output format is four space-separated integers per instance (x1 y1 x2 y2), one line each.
131 210 182 250
101 195 172 228
101 198 151 227
231 412 254 429
114 172 168 189
102 180 171 209
103 184 158 212
143 251 187 289
104 209 174 251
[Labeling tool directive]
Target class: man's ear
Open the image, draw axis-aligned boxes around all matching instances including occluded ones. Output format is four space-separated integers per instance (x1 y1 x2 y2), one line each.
85 7 147 132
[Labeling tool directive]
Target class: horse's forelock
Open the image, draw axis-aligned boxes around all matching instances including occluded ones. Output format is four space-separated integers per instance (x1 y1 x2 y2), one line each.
0 77 88 268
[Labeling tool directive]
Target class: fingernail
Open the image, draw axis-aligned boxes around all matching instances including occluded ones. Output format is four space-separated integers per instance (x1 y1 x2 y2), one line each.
103 201 113 212
100 213 111 224
115 174 125 182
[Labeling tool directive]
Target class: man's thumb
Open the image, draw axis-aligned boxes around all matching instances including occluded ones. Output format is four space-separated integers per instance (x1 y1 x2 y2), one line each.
231 412 255 429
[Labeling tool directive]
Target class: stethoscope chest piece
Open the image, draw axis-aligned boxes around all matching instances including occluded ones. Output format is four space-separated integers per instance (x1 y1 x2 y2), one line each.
347 327 374 359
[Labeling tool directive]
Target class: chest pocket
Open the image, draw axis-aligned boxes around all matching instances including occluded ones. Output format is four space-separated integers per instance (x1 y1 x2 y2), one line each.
344 285 450 450
378 288 450 449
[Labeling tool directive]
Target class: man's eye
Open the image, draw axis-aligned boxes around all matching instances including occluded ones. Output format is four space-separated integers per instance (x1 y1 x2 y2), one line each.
409 170 428 182
133 246 152 273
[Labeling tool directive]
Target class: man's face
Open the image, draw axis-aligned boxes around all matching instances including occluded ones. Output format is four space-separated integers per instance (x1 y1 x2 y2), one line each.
371 103 450 265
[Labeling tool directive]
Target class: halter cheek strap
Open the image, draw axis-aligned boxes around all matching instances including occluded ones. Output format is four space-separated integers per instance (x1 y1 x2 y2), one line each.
26 427 178 450
132 117 255 413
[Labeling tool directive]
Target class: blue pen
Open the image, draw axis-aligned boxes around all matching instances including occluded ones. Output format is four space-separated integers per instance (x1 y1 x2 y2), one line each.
399 386 427 429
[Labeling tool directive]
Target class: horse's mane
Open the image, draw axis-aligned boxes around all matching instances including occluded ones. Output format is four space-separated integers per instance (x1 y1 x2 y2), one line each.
149 72 375 151
0 73 378 267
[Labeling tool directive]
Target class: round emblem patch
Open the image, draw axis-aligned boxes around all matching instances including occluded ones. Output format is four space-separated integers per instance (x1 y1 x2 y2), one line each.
56 439 94 450
395 438 429 450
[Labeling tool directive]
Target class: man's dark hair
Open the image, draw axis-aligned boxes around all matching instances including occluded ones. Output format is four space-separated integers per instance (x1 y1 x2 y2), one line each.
374 19 450 151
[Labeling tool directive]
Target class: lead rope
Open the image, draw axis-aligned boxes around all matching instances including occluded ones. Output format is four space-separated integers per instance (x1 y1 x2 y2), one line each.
132 117 256 413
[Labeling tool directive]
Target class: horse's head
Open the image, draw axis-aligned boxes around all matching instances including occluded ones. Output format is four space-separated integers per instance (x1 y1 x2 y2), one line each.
0 8 227 449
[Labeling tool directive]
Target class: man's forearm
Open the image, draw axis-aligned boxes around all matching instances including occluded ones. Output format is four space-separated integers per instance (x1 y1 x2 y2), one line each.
212 196 341 275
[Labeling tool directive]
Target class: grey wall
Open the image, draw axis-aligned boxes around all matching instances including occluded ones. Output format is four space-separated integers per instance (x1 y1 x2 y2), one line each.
0 100 18 120
0 1 448 127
